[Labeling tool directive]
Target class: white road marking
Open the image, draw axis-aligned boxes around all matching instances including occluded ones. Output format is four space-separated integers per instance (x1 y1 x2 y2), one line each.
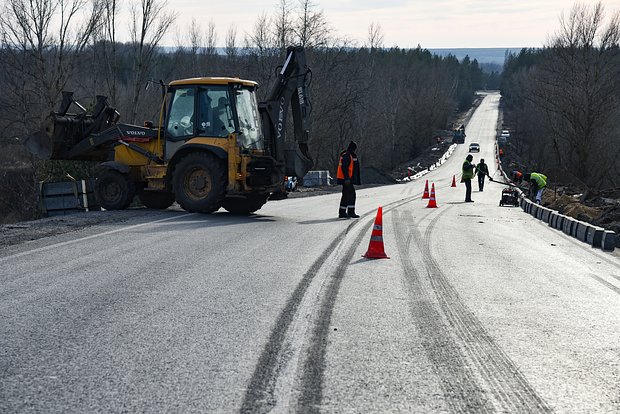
0 213 195 263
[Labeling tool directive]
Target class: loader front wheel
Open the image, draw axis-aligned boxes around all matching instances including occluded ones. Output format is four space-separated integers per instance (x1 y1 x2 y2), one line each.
173 152 225 213
95 169 135 210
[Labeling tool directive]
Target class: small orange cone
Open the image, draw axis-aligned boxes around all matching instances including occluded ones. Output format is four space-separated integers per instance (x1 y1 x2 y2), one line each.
426 183 438 208
422 180 430 199
451 175 457 187
363 206 390 259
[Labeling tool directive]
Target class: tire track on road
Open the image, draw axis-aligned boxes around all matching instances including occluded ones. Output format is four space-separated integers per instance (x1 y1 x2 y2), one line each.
392 208 494 413
415 210 551 412
242 189 423 412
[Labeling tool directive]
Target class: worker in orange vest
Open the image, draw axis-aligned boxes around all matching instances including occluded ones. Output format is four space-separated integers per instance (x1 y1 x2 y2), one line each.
336 141 361 218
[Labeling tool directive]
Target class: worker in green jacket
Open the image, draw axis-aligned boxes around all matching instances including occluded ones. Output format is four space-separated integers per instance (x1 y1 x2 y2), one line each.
524 172 547 204
462 154 476 202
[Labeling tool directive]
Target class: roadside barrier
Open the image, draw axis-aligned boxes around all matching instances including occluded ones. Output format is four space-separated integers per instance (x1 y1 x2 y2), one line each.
519 194 616 252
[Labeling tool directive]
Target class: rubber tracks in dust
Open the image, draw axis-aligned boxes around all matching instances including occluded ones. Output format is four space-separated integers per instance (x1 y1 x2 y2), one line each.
362 206 390 259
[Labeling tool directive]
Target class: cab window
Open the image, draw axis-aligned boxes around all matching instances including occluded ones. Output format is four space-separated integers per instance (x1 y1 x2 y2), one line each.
196 86 235 138
166 87 195 140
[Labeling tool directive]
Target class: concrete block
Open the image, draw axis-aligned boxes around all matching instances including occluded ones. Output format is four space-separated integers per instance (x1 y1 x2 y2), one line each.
586 226 605 248
303 170 332 187
531 204 538 217
575 222 589 242
602 231 616 252
556 215 566 230
563 218 575 235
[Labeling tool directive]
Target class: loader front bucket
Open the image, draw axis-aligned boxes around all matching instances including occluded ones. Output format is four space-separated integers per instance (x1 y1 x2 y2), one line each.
23 93 120 161
23 117 55 159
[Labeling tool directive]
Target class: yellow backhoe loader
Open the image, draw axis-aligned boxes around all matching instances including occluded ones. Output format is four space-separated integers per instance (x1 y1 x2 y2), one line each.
24 46 313 214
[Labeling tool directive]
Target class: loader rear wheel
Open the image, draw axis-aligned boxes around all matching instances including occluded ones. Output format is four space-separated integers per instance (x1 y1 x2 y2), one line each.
95 169 135 210
221 194 268 215
139 191 175 210
173 152 225 213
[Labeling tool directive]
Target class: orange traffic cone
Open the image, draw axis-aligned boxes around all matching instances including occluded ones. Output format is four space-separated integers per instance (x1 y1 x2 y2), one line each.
426 183 438 208
451 175 457 187
422 180 430 199
362 207 390 259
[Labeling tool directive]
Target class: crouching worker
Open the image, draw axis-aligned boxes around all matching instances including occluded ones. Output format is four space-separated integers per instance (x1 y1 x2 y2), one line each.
337 141 361 218
524 172 547 204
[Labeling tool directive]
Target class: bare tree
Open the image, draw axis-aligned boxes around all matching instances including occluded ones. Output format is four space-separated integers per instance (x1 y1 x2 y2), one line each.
128 0 176 124
529 2 620 188
225 24 238 59
0 0 104 148
293 0 331 48
274 0 294 51
244 12 276 55
99 0 119 104
366 22 384 50
205 19 218 56
0 0 103 109
188 19 205 56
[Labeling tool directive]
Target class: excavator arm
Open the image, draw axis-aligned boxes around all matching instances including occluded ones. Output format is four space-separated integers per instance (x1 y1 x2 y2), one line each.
259 46 313 178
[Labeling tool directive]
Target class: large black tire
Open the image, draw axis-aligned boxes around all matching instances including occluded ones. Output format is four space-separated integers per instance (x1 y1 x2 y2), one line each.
173 152 225 213
95 169 135 210
221 194 268 215
139 191 175 209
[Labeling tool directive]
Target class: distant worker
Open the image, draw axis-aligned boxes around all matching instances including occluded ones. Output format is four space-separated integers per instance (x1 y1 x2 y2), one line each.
499 148 504 158
462 154 476 202
523 172 547 204
511 170 523 184
337 141 361 218
475 158 489 191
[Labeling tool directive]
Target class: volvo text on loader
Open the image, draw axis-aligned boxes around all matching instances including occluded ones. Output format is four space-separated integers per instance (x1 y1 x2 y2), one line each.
24 46 313 214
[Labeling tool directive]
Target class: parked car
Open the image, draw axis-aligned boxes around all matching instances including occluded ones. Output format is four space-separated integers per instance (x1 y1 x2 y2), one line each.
469 143 480 152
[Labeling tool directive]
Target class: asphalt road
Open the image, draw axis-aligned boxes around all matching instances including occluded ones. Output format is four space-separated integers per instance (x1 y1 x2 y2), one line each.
1 92 620 413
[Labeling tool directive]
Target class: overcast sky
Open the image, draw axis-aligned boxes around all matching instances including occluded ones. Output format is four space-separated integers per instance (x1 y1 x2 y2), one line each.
151 1 620 49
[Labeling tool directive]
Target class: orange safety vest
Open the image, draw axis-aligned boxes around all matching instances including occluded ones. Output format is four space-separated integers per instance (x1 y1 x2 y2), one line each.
337 154 354 179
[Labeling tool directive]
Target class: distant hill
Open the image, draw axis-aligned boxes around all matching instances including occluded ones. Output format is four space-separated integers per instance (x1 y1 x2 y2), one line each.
429 48 524 66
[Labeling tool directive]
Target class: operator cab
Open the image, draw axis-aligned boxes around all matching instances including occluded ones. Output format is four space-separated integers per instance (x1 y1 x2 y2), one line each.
164 78 264 158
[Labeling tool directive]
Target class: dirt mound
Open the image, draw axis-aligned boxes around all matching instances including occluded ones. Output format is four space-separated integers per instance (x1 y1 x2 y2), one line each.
537 188 620 247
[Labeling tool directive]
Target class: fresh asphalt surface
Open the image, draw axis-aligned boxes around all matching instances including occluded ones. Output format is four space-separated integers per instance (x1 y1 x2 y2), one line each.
2 93 620 412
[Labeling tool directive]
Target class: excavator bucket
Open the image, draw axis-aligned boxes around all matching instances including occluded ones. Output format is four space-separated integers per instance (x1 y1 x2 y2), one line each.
285 143 313 178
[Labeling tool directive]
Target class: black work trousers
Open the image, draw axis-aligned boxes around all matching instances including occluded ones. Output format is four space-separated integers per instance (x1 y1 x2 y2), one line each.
339 183 356 212
464 178 472 201
478 174 486 191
